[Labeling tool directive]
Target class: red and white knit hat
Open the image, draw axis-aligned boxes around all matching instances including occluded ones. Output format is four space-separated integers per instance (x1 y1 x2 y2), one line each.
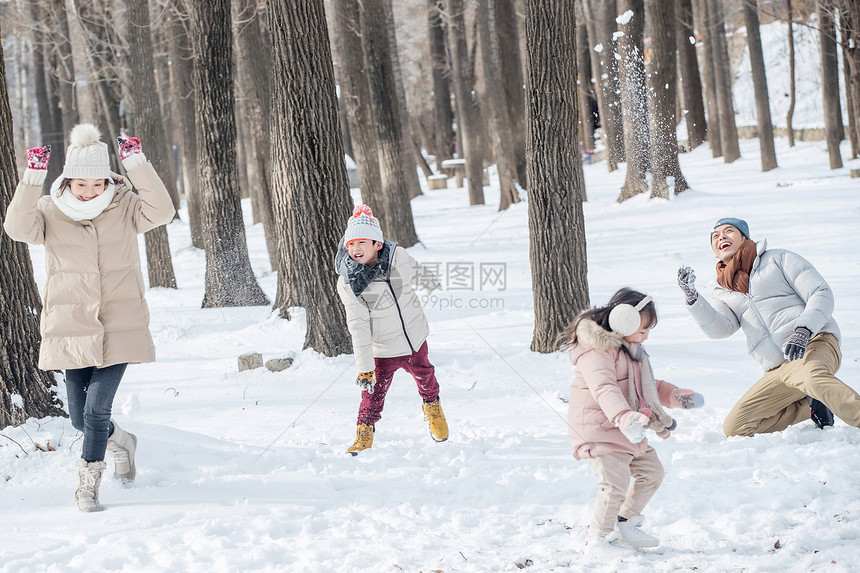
343 205 383 246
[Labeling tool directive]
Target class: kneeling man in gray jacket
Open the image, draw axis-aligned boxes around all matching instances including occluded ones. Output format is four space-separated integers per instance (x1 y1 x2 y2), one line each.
677 217 860 437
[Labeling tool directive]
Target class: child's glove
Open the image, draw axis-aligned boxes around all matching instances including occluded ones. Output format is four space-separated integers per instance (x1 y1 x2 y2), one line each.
23 145 51 186
671 388 705 409
677 266 698 304
356 371 376 394
783 327 811 361
117 135 147 170
616 411 650 444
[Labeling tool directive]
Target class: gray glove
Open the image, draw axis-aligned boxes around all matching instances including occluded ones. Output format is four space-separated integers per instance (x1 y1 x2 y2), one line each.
783 327 811 361
678 266 698 304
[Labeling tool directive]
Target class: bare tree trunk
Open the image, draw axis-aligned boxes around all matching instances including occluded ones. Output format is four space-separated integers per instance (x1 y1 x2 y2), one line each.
0 37 66 427
709 0 740 163
332 0 387 229
742 0 777 171
125 0 178 289
617 0 650 203
694 0 722 157
495 0 528 188
647 0 689 199
166 0 204 248
477 0 520 211
584 0 624 172
360 1 419 246
233 0 278 270
46 0 80 144
268 0 353 355
382 0 423 200
73 0 123 172
188 0 269 308
677 0 707 149
840 0 860 159
447 0 484 205
524 0 589 353
576 14 595 153
429 0 454 164
818 0 844 169
30 1 65 189
786 0 796 147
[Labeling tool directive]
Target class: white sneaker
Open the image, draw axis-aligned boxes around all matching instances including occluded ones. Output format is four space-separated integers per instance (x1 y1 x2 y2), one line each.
608 521 659 548
584 536 634 560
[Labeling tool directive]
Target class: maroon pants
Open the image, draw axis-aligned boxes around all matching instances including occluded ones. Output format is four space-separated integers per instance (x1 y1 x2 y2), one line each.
357 341 440 426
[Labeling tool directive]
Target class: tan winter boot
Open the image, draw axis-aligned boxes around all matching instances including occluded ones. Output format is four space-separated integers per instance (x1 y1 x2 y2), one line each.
107 419 137 482
347 424 374 456
422 398 449 442
75 459 106 512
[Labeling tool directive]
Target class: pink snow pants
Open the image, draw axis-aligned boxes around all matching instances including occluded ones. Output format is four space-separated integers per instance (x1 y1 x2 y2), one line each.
356 341 440 426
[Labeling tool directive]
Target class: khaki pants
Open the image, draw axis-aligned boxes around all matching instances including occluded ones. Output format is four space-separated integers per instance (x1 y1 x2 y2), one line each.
587 447 664 537
724 333 860 437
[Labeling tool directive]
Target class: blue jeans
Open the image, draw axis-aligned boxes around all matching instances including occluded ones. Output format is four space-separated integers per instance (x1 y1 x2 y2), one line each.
65 363 128 462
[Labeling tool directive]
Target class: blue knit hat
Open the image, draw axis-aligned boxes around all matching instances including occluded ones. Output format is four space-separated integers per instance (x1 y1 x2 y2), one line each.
714 217 750 239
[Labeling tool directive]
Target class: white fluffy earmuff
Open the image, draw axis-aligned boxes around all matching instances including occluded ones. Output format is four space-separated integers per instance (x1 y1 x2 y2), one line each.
608 295 653 336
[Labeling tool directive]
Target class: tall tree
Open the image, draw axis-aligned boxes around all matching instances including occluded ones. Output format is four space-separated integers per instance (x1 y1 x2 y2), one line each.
428 0 454 164
30 0 65 188
188 0 269 307
166 0 204 248
494 0 528 188
333 0 386 228
125 0 179 290
0 33 66 428
583 0 625 172
360 0 420 245
616 0 651 202
646 0 689 199
576 12 595 153
708 0 740 163
382 0 424 199
477 0 520 210
694 0 722 157
268 0 353 356
839 0 860 158
676 0 707 149
232 0 278 270
46 0 80 143
447 0 484 205
742 0 777 171
524 0 589 353
818 0 844 169
73 0 123 172
786 0 797 147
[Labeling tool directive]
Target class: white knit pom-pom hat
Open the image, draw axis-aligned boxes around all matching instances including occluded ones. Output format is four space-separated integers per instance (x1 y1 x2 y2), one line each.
63 123 110 180
343 205 384 246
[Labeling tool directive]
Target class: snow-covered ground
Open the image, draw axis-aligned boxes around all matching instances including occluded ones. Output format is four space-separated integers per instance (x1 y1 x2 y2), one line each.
3 134 859 572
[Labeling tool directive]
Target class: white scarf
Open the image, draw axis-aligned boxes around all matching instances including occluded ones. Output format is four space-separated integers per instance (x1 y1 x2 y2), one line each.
50 175 116 222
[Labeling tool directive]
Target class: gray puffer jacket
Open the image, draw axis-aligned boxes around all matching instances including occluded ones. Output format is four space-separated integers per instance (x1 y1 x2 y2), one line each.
687 239 840 371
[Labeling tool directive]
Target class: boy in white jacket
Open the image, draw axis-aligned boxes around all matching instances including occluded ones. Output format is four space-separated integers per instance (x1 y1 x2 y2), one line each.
678 217 860 436
335 205 448 454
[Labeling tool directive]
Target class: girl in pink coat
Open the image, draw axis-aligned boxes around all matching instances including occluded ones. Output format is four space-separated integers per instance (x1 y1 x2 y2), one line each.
559 288 704 559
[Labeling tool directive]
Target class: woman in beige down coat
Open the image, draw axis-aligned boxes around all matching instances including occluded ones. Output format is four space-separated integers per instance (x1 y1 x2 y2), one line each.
3 124 174 512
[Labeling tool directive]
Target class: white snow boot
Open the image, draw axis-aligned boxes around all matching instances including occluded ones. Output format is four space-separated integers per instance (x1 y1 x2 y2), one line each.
75 459 106 512
608 520 659 548
106 419 137 482
584 536 633 559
